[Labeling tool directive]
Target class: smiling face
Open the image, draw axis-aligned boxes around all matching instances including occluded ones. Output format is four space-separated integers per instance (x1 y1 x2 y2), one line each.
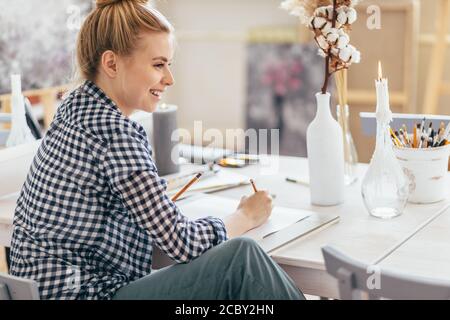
97 31 175 116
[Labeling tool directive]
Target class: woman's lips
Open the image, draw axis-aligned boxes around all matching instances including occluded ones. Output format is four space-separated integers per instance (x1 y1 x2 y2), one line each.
150 89 162 100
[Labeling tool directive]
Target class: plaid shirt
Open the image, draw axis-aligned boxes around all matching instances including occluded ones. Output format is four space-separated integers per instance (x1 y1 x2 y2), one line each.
9 80 228 300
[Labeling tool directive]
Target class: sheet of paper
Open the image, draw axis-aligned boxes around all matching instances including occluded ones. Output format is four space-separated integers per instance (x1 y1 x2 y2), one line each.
164 164 215 191
166 170 250 197
177 194 312 240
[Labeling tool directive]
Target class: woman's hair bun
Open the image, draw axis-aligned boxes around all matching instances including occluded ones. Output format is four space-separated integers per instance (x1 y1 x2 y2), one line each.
96 0 148 9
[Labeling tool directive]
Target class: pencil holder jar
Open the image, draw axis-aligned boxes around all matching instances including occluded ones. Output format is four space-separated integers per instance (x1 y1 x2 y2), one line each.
393 144 450 204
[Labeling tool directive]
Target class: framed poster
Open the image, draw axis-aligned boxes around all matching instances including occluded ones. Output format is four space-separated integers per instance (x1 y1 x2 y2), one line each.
246 42 327 157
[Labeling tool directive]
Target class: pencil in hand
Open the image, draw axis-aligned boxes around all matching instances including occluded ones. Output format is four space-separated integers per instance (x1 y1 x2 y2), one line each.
250 179 258 193
171 172 202 202
249 179 276 198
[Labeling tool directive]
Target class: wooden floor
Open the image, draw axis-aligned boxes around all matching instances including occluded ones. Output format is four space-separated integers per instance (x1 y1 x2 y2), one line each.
0 247 7 273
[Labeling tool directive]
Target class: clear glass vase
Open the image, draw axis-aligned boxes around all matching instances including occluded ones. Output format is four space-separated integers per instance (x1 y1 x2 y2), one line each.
337 104 359 185
361 122 409 219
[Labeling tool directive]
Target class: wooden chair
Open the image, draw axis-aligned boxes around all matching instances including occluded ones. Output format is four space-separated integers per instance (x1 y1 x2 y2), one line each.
322 245 450 300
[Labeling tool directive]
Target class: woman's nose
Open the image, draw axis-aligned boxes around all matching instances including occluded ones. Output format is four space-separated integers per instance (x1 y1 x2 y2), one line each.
163 69 175 86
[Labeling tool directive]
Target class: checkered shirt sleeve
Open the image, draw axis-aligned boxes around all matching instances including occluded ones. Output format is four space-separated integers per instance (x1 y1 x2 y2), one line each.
102 133 228 263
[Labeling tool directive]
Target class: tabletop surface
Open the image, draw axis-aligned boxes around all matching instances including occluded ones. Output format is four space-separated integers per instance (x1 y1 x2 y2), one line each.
379 205 450 281
208 156 450 271
1 155 449 275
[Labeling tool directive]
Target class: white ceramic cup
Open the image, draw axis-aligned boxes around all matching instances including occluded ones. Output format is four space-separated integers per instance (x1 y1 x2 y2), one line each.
393 144 450 204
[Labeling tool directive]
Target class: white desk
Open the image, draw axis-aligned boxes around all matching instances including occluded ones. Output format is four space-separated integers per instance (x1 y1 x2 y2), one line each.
379 205 450 281
1 156 449 298
214 156 450 298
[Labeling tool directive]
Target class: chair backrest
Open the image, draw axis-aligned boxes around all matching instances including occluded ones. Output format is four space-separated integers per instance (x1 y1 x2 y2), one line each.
322 245 450 300
0 273 40 300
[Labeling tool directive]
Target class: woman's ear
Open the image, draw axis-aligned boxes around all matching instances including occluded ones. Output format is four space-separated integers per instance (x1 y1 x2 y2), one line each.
100 50 118 78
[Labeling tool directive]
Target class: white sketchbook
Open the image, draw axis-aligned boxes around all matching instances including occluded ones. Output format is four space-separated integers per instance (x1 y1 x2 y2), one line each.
177 194 340 253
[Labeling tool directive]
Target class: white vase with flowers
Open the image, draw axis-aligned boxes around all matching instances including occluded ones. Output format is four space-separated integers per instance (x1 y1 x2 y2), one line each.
281 0 361 206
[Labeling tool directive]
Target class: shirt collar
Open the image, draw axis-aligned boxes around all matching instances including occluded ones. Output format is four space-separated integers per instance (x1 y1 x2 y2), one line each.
78 80 148 139
81 80 121 114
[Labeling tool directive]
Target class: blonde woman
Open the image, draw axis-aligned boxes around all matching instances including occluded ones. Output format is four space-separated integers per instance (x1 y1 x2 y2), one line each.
9 0 304 300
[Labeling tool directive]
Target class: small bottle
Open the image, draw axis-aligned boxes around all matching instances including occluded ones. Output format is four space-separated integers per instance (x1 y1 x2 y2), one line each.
6 74 35 147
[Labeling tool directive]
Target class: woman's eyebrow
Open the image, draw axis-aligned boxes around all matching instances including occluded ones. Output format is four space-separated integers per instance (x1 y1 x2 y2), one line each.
152 56 168 62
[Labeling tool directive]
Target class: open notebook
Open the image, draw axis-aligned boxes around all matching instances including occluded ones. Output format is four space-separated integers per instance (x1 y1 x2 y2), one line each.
177 194 340 253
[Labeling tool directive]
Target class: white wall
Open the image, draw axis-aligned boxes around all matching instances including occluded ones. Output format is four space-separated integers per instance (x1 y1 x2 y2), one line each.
155 0 299 149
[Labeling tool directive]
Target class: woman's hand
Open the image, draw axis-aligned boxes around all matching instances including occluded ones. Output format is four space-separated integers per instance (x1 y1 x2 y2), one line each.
223 191 273 238
236 191 273 229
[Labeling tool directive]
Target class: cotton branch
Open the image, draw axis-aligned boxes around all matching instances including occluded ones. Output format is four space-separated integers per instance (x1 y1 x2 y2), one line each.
321 0 338 94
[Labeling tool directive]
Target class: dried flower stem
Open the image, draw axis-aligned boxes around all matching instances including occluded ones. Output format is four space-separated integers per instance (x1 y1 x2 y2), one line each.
321 0 338 94
335 69 347 107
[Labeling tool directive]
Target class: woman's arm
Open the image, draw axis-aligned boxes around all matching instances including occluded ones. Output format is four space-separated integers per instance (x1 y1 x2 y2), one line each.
102 134 228 263
222 211 251 239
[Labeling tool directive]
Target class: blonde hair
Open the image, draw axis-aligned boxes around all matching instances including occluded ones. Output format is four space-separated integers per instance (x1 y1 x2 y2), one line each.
76 0 173 81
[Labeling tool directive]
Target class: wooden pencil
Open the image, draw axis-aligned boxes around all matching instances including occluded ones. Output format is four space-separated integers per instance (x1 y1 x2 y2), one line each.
250 179 258 193
171 172 202 202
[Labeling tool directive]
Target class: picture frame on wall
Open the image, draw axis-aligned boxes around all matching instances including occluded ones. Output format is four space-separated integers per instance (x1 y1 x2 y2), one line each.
246 41 328 157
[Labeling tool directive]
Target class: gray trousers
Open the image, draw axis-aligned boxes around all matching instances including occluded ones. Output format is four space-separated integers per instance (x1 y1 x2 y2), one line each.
112 237 305 300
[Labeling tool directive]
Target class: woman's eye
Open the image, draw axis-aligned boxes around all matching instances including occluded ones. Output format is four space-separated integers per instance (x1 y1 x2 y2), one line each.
154 63 165 69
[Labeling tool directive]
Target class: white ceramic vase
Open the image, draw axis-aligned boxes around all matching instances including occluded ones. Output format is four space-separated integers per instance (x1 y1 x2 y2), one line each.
306 92 345 206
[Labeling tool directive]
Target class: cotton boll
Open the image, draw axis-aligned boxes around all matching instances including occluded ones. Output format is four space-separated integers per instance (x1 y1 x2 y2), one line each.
326 28 339 36
312 17 327 29
316 35 330 50
351 50 361 63
347 44 356 52
321 21 332 34
348 46 361 63
341 44 360 64
339 47 352 62
314 6 328 17
347 8 357 24
337 11 348 25
327 33 339 43
336 6 347 19
336 6 347 14
326 5 334 20
326 29 339 43
336 34 350 49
